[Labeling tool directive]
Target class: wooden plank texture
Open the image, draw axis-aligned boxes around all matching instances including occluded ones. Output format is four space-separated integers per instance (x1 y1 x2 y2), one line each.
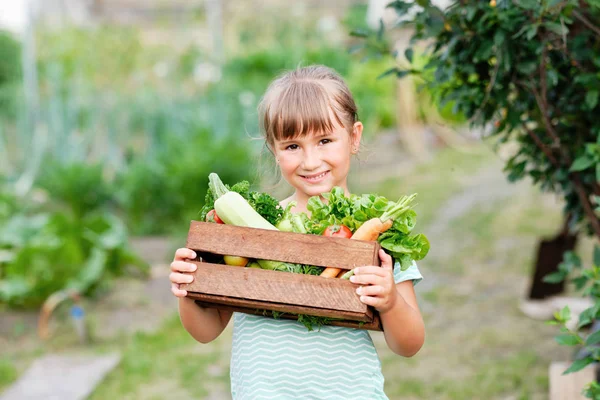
193 300 383 331
186 221 380 270
182 261 370 315
188 293 371 322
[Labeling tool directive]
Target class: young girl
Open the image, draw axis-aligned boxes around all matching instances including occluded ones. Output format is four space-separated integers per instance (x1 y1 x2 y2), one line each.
169 65 425 399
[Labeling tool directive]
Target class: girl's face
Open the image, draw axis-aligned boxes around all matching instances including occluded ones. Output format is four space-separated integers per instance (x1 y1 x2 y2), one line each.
273 119 362 202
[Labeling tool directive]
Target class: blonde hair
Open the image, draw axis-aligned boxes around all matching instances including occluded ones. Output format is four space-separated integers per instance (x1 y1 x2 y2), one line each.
258 65 359 150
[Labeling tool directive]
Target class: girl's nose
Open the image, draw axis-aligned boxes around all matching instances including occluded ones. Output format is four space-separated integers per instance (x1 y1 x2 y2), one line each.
301 148 321 171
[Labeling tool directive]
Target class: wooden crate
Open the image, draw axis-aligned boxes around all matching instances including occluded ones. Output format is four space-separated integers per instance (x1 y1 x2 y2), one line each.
180 221 383 330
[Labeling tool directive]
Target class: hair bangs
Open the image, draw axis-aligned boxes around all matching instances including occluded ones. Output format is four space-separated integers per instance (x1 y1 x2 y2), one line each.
266 80 345 143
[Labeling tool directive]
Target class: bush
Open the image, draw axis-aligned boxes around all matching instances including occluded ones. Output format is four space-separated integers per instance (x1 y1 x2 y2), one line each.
0 185 148 309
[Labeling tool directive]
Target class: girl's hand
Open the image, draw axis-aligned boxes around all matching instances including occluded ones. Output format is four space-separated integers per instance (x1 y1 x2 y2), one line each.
170 248 198 298
350 249 397 314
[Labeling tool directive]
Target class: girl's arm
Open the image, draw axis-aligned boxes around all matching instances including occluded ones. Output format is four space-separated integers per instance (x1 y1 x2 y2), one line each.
171 248 233 343
350 249 425 357
178 298 233 344
379 282 424 357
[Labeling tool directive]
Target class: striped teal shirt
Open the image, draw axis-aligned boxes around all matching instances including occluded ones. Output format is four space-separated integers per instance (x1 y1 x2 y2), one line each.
230 261 423 399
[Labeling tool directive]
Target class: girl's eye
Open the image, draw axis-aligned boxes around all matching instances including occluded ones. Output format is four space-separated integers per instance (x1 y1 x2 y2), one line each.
319 139 331 145
285 144 299 151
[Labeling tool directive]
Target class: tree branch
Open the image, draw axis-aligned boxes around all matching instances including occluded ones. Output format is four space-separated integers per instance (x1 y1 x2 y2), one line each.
522 123 559 167
572 10 600 39
469 52 502 125
530 65 600 238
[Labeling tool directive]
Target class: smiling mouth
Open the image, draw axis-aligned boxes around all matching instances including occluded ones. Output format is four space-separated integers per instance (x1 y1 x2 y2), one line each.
300 171 330 182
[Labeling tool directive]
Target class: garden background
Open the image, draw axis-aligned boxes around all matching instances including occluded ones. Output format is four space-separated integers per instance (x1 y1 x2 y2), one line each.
1 1 599 399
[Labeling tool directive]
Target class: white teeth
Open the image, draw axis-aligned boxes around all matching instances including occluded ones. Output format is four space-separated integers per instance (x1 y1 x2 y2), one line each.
304 172 327 180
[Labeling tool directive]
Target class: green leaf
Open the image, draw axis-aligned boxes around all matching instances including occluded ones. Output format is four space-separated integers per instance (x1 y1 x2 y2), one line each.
348 43 366 55
494 31 505 47
396 69 412 79
543 271 566 283
585 330 600 346
518 0 540 9
526 25 539 40
572 276 588 290
596 163 600 183
586 91 599 109
377 19 385 42
594 245 600 267
405 48 414 63
68 248 107 293
350 29 369 38
555 333 581 346
545 22 567 36
577 308 594 329
563 357 594 375
570 155 595 172
377 67 399 80
555 306 571 322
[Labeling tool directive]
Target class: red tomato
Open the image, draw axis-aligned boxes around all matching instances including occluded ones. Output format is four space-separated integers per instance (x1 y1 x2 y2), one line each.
206 209 224 224
323 224 352 238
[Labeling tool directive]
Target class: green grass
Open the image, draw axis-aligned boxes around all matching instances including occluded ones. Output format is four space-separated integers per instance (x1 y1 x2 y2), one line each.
89 314 230 399
0 358 17 388
367 143 499 228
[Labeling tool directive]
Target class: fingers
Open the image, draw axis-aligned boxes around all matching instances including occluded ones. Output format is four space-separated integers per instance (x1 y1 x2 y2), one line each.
171 260 197 273
379 249 393 269
169 258 196 298
355 284 384 297
350 273 385 286
174 248 197 262
357 294 381 307
170 271 194 285
171 282 188 297
354 283 397 312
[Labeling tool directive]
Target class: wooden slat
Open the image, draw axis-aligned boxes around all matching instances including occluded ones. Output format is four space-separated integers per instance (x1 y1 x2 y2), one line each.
186 221 380 270
182 261 371 316
188 293 370 322
193 300 383 331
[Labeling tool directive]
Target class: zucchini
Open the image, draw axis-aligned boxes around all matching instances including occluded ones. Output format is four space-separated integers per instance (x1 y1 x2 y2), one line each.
215 192 277 230
209 173 276 230
209 173 287 270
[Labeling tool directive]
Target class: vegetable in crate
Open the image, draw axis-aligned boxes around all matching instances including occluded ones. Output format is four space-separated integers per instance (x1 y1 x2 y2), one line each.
307 187 430 276
196 173 430 330
202 173 319 274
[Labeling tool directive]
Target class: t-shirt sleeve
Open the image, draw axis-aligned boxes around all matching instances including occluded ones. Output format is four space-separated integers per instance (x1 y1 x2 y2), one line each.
393 260 423 286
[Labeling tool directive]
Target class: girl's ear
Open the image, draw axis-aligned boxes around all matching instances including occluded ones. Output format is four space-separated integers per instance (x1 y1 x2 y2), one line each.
351 122 363 154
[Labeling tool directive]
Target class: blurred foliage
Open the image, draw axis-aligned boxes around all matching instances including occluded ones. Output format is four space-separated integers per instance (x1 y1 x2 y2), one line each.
36 26 147 89
0 182 149 309
0 30 22 118
115 128 254 235
0 31 21 86
37 161 113 219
